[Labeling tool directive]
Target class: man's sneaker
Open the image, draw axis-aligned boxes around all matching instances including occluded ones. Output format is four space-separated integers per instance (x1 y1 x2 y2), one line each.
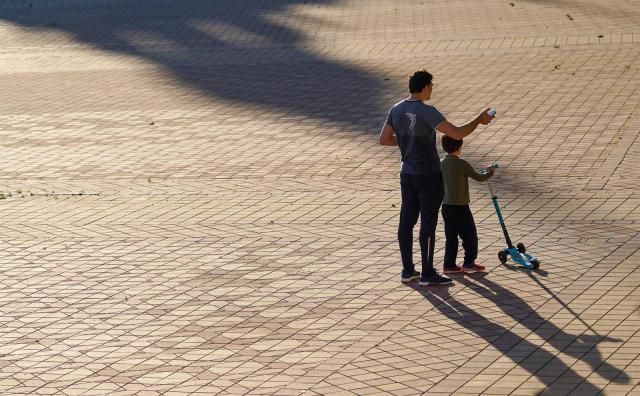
401 269 420 283
462 263 486 273
419 272 453 286
443 265 466 275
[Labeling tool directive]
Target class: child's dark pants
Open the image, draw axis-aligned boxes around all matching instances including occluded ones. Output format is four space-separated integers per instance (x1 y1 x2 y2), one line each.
441 204 478 268
398 172 444 276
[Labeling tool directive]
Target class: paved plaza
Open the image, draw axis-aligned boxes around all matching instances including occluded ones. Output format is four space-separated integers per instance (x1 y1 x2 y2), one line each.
0 0 639 394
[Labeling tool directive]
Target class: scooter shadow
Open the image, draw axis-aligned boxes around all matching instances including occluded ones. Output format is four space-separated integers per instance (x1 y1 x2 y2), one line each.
500 261 548 276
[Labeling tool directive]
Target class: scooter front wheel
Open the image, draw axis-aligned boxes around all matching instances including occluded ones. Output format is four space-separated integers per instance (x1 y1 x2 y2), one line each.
498 251 508 264
517 243 526 254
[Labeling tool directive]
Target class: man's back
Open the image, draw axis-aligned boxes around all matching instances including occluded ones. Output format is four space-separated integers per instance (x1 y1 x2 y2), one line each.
386 100 444 174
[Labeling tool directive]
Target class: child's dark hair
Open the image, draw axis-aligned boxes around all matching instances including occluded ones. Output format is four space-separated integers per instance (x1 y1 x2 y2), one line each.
441 135 463 154
409 70 433 93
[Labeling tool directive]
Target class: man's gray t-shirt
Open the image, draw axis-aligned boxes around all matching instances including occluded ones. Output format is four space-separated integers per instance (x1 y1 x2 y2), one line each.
386 99 445 174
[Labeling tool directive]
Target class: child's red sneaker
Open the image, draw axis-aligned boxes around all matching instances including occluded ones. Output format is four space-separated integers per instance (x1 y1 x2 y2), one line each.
462 263 486 273
443 265 466 274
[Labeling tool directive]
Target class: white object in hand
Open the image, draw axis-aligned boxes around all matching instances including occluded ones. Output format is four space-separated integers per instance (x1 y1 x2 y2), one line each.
488 108 496 117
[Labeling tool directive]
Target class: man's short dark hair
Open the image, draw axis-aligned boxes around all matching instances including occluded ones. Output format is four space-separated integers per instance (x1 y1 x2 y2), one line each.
442 135 463 154
409 70 433 93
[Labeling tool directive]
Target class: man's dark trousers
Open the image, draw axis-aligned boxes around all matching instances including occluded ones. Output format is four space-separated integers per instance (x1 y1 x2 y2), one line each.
398 172 444 276
441 204 478 267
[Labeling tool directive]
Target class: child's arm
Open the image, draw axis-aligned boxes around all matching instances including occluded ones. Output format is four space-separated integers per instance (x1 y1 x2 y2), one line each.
462 160 494 182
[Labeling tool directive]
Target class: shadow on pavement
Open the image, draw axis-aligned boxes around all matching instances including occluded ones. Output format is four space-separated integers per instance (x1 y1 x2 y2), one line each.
0 0 390 129
472 274 628 382
407 275 628 394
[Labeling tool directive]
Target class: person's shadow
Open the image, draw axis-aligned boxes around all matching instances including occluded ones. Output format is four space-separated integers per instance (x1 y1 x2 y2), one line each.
409 276 628 394
470 270 628 382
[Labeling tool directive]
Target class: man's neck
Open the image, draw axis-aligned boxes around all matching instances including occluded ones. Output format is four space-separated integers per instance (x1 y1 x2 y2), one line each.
409 93 424 101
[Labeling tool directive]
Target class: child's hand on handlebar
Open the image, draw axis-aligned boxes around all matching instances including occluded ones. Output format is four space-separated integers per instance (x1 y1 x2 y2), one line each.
486 165 496 176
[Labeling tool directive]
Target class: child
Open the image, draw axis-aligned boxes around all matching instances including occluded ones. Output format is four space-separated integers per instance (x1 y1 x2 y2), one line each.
440 135 495 274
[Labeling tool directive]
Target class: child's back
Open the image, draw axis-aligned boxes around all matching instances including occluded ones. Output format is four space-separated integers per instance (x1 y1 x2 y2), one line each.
440 136 494 274
441 155 492 205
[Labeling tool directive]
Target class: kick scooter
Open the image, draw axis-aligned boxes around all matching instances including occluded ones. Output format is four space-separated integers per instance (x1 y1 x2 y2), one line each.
488 165 540 269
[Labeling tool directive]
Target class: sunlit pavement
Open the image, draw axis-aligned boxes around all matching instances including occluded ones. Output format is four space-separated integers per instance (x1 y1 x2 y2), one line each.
0 0 638 394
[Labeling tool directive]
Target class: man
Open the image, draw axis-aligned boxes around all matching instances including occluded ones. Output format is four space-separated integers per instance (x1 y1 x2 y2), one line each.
379 69 494 286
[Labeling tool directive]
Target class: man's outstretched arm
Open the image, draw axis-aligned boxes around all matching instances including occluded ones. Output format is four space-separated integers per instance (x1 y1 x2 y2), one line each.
379 123 398 146
436 108 494 140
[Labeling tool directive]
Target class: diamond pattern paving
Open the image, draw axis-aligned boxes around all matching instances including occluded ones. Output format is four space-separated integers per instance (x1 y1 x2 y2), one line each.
0 0 639 395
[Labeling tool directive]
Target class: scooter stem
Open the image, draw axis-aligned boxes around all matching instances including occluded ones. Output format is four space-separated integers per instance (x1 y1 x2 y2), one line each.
487 179 496 197
488 180 514 248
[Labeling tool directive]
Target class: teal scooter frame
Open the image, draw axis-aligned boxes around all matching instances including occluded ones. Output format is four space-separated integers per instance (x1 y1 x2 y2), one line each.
487 168 540 269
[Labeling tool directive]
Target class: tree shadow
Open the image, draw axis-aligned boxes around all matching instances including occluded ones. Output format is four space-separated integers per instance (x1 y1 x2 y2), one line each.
1 0 390 128
409 278 628 394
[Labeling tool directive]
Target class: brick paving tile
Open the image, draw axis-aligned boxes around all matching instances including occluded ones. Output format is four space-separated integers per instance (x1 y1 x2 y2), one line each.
0 0 639 395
